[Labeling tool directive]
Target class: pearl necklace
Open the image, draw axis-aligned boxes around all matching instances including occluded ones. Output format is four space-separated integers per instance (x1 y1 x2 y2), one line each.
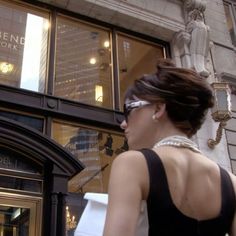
153 135 201 153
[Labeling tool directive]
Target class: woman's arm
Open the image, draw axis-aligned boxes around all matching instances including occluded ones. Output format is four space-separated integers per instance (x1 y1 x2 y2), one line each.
103 151 148 236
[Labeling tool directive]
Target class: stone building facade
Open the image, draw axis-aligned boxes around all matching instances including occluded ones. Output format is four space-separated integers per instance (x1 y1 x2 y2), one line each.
37 0 236 170
0 0 235 235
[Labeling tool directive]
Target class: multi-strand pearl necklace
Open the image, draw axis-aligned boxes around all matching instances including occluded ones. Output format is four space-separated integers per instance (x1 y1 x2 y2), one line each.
153 135 201 153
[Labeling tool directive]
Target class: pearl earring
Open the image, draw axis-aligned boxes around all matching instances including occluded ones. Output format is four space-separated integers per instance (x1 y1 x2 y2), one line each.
152 115 157 121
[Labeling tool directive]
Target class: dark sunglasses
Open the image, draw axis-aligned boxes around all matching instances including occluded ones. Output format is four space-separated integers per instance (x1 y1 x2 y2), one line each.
123 100 151 122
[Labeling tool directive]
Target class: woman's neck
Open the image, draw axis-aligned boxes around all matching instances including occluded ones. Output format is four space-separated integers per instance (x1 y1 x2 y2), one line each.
152 125 188 147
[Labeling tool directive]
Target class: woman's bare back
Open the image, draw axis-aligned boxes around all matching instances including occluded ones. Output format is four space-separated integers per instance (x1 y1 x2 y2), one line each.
154 147 227 221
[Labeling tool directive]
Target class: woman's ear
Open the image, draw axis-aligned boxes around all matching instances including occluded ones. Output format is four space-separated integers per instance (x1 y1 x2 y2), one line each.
153 103 166 120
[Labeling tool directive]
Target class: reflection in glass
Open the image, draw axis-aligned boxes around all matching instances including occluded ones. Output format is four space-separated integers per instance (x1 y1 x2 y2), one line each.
65 193 87 236
66 205 77 236
0 147 43 175
0 62 14 74
0 2 49 92
0 205 30 236
117 34 164 108
51 122 128 235
21 14 48 92
52 121 126 193
54 17 113 108
0 110 44 132
0 175 42 193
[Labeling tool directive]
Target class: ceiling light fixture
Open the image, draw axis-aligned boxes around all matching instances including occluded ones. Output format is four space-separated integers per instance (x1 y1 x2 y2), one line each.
104 41 110 48
0 62 14 74
89 57 96 65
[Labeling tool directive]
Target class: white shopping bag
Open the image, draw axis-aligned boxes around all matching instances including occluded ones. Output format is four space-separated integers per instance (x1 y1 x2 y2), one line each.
74 192 148 236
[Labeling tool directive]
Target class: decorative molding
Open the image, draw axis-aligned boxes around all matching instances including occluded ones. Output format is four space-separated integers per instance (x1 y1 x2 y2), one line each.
183 0 206 20
0 116 84 176
220 72 236 95
0 84 123 130
93 0 184 32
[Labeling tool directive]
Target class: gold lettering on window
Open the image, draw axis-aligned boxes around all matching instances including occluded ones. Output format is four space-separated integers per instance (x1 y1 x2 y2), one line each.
0 31 25 51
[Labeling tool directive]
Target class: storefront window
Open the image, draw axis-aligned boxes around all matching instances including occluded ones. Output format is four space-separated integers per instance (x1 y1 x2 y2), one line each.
52 121 127 235
0 206 30 235
0 1 49 92
117 34 165 107
65 193 87 236
52 121 126 193
0 175 42 193
54 17 113 108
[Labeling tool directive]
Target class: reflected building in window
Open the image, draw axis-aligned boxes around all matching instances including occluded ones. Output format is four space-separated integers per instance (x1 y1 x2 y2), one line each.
0 4 26 87
66 129 104 193
54 18 112 108
0 4 49 92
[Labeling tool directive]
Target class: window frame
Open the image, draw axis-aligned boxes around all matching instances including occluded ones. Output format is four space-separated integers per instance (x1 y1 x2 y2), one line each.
0 0 170 134
0 0 51 92
224 0 236 47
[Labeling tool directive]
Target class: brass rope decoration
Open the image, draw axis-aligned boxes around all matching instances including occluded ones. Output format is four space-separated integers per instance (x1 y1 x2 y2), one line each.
207 121 227 149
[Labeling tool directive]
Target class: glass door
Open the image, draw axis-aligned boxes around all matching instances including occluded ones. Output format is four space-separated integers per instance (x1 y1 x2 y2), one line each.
0 192 42 236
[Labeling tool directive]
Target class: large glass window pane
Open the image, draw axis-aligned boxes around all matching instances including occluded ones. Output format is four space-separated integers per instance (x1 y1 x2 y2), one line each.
52 121 126 193
224 3 236 46
0 148 42 175
0 175 42 193
0 194 42 236
65 193 87 235
52 121 127 235
0 110 44 132
0 205 30 236
55 17 113 109
117 34 164 107
0 1 49 92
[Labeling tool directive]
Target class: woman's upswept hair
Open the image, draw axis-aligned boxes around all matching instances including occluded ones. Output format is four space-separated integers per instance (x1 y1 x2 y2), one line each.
125 58 214 137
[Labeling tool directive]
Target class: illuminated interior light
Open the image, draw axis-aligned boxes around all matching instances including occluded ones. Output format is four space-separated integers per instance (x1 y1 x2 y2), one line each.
66 206 77 230
95 85 103 102
90 57 97 64
0 62 14 74
104 41 110 48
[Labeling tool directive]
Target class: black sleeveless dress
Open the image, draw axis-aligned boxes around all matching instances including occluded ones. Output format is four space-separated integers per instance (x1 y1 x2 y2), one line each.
140 149 236 236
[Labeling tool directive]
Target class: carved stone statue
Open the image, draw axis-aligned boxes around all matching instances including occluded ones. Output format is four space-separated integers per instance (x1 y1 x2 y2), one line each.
186 9 210 77
172 0 210 77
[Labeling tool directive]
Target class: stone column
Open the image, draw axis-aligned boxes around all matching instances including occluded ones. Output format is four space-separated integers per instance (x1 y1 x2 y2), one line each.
50 193 59 236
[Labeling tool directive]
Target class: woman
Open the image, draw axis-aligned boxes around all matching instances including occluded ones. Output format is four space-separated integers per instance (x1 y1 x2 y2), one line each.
103 59 236 236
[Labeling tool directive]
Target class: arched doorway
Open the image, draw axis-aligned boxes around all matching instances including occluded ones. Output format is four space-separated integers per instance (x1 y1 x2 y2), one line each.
0 117 84 236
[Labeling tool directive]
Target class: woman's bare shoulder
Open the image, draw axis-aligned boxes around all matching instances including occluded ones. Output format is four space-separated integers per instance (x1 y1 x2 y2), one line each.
109 150 150 200
112 150 147 166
